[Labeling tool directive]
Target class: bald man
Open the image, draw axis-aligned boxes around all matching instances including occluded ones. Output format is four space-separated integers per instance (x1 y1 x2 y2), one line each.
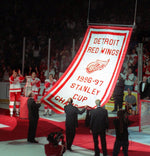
64 98 87 151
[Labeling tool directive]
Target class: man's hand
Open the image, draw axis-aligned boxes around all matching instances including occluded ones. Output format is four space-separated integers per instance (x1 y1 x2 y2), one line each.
36 100 41 104
32 79 38 85
84 105 88 109
18 69 21 75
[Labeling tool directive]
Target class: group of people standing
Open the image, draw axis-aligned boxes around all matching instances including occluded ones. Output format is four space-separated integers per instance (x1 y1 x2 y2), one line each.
64 98 129 156
112 71 150 116
8 69 56 117
112 74 137 115
8 69 56 144
8 69 130 156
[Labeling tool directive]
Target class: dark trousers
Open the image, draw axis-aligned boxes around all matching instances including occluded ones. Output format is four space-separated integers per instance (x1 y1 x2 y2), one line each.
85 110 91 127
66 126 75 149
114 96 123 111
92 131 107 156
28 118 38 141
113 140 129 156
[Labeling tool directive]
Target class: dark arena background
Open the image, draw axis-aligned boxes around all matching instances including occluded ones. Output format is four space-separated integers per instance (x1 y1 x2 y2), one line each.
0 0 150 156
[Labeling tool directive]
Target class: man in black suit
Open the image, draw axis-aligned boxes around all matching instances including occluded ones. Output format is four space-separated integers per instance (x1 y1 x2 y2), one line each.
27 92 41 143
112 75 124 112
64 97 87 151
139 76 150 99
90 99 109 156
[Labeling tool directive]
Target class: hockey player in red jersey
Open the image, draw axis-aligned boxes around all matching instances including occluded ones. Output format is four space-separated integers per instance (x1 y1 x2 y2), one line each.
31 71 41 102
9 69 25 117
43 74 56 116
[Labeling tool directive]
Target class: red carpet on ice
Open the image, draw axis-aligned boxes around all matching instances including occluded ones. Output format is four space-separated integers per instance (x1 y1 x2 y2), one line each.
0 108 150 156
74 121 150 156
0 108 62 141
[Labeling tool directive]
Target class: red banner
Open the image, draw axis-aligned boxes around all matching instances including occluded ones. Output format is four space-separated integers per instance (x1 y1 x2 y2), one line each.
41 25 132 113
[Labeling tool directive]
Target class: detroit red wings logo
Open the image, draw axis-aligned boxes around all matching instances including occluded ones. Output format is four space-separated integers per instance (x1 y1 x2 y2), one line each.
86 59 110 74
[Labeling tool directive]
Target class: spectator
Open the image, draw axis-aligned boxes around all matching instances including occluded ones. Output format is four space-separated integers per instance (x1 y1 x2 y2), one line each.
143 49 150 66
144 60 150 77
32 42 41 65
123 62 133 75
39 71 45 83
28 66 32 76
133 77 138 92
35 66 39 77
125 89 136 115
123 68 135 91
122 56 129 72
60 46 71 73
44 65 55 79
139 76 150 99
128 48 137 65
2 66 10 82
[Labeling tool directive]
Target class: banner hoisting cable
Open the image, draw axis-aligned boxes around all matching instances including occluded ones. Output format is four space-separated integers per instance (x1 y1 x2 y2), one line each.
87 0 91 26
133 0 138 28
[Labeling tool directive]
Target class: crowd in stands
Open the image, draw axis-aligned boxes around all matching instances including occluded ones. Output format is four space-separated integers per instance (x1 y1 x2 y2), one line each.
0 0 150 89
121 40 150 92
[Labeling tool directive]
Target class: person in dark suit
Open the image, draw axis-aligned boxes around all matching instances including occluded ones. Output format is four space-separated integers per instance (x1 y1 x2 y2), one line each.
113 110 129 156
27 92 41 143
64 97 87 151
90 99 109 156
139 76 150 99
112 75 124 112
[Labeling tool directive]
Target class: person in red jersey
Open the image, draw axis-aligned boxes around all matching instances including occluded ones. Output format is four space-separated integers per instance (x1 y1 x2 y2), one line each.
9 69 24 117
31 71 41 102
43 74 56 116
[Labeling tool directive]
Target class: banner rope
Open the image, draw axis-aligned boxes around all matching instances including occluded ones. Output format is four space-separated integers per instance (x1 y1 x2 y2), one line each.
133 0 138 29
87 0 91 26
